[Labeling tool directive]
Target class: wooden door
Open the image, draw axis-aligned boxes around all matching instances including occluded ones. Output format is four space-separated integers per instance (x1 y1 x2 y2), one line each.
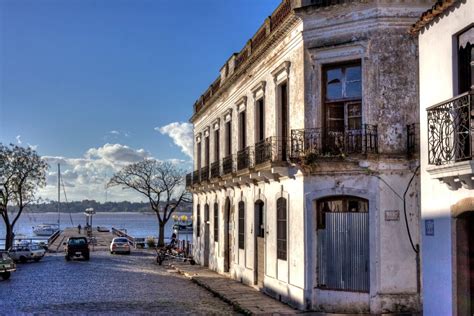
224 199 231 272
255 201 265 287
204 205 210 267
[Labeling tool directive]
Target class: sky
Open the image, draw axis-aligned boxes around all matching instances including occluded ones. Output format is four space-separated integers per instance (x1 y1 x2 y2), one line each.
0 0 281 202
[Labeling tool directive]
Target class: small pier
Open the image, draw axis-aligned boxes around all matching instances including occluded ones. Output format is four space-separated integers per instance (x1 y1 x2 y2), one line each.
49 227 115 252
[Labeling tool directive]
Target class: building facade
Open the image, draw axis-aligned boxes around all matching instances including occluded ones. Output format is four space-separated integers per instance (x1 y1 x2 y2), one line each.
188 0 432 313
412 0 474 315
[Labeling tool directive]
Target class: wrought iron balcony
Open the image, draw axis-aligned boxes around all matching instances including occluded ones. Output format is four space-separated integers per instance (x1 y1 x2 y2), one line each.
254 136 288 165
210 161 221 179
427 91 473 165
192 170 200 184
200 166 209 182
237 147 253 171
185 173 192 188
222 155 234 176
290 124 378 160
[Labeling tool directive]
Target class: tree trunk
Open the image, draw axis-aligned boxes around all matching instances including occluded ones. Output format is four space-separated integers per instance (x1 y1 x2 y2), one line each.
158 222 166 247
5 224 14 250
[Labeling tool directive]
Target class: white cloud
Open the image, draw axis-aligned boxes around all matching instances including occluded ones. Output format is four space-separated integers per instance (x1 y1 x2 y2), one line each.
16 135 22 144
157 122 193 159
109 130 120 135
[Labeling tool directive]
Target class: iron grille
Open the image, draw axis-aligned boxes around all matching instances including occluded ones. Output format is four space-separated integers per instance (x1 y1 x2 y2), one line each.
210 161 220 179
222 155 234 175
290 124 378 160
193 170 200 184
237 147 252 170
427 91 473 165
200 166 209 182
254 137 288 165
185 173 192 187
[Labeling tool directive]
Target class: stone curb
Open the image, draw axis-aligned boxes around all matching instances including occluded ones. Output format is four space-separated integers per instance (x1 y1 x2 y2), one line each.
169 263 252 315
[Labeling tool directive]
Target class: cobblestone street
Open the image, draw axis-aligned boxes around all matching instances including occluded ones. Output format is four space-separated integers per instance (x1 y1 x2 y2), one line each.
0 251 238 315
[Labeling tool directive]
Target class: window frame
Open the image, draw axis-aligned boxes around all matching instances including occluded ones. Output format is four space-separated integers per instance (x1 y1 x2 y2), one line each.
276 197 287 261
196 204 201 237
214 202 219 242
238 201 245 250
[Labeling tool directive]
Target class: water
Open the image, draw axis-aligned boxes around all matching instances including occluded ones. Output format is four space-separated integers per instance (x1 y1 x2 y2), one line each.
0 211 192 246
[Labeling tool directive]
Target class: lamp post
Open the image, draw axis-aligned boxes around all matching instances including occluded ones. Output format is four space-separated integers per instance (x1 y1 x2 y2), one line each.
84 208 96 238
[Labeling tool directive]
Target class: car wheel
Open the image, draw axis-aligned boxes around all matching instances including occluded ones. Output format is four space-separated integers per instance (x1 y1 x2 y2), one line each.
84 254 90 261
189 259 196 265
65 255 71 261
110 251 114 255
1 272 11 280
126 251 131 255
34 257 41 262
19 256 27 264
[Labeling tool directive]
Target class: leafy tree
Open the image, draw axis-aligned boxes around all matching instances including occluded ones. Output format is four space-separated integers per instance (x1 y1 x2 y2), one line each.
108 160 191 247
0 144 48 250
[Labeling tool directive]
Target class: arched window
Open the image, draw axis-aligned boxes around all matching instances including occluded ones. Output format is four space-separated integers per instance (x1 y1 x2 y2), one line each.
277 197 287 260
238 201 245 249
196 204 201 237
214 202 219 242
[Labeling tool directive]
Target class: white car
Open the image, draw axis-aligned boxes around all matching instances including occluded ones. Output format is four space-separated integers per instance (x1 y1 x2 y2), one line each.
8 244 46 263
110 237 131 254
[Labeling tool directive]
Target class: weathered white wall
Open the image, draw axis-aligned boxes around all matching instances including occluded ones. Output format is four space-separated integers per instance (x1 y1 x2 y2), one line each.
418 1 474 315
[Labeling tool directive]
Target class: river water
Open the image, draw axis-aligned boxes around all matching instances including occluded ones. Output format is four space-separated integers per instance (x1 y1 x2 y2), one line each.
0 211 192 244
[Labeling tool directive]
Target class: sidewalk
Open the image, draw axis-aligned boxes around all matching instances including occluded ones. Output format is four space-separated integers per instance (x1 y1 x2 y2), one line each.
169 261 298 315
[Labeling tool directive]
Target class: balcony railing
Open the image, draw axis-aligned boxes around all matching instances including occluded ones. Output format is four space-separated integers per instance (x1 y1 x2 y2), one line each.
185 173 192 187
210 161 220 179
254 136 288 165
290 124 378 160
237 147 252 171
200 166 209 182
193 170 200 184
427 91 473 165
222 155 235 176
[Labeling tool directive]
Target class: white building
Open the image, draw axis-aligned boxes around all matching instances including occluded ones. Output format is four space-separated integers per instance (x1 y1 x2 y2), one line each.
188 0 432 313
411 0 474 315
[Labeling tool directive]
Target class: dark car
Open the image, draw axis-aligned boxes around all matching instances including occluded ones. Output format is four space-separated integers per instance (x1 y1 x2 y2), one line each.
0 252 16 280
64 237 90 261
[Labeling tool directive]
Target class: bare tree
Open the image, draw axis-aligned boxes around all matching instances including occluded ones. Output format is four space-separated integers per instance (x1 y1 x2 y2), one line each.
108 160 191 247
0 144 48 250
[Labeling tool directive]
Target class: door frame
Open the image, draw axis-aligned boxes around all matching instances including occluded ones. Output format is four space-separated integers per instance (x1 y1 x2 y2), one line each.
254 200 265 287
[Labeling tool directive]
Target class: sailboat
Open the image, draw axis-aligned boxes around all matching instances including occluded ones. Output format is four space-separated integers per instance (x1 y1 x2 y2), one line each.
33 164 62 237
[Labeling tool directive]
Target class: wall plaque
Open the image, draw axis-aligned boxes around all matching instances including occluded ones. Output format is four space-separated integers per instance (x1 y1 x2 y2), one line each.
425 219 434 236
385 210 400 221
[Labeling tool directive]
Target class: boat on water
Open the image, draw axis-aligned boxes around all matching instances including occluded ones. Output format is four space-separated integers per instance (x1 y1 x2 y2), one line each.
172 223 193 234
32 224 59 236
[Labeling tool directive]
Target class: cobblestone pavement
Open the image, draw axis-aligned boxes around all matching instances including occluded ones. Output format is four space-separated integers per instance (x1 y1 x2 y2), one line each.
0 251 239 315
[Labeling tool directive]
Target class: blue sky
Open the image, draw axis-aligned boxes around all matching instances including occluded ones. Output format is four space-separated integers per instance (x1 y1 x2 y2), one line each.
0 0 280 202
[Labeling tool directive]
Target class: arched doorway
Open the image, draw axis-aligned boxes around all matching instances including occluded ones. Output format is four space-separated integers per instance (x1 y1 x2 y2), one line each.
316 196 369 292
254 200 265 287
224 198 232 272
452 198 474 315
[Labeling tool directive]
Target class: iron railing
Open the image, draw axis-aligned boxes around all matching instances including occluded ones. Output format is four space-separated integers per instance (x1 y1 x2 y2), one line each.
427 91 473 165
210 161 220 179
222 155 234 176
254 136 288 165
237 147 252 170
200 166 209 182
185 173 192 187
193 170 200 184
290 124 378 160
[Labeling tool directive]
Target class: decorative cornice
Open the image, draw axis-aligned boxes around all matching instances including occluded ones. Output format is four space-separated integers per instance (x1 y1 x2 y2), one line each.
251 81 267 99
235 96 247 113
410 0 460 35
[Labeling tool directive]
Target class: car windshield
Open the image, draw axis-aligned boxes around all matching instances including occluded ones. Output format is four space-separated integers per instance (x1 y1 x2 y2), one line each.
114 238 128 243
1 252 9 260
30 245 41 250
68 239 86 245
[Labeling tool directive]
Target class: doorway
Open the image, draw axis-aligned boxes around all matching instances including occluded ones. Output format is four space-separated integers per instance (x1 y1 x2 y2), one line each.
224 198 232 272
203 204 210 267
254 200 265 287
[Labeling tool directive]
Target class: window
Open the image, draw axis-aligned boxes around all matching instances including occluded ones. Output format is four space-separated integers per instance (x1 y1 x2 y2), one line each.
214 202 219 242
457 26 473 94
324 63 362 153
238 201 245 249
278 82 288 160
239 111 246 150
255 98 265 142
196 204 201 237
255 201 265 238
214 129 220 162
197 142 202 170
276 197 287 260
205 136 210 167
225 121 232 156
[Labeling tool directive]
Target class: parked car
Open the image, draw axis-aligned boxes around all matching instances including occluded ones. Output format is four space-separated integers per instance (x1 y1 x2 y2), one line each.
0 252 16 280
110 237 131 254
64 237 89 261
8 244 46 263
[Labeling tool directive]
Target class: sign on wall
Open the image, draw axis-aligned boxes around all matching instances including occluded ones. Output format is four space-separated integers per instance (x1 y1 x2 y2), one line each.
425 219 435 236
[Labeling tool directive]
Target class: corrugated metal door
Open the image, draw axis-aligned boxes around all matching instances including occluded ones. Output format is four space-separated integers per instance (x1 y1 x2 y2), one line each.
317 197 369 292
